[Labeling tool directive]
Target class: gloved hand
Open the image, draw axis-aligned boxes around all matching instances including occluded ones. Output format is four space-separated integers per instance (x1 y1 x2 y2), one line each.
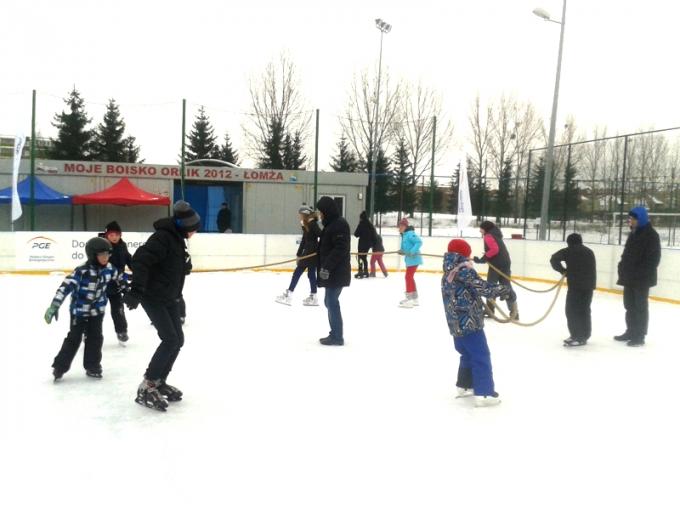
473 256 485 264
124 290 141 310
44 305 59 324
319 268 330 280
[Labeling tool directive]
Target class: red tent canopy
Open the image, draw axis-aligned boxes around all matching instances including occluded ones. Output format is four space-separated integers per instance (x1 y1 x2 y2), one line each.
72 177 171 206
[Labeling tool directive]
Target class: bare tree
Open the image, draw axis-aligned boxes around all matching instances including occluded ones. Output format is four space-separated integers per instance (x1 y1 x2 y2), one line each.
582 125 608 218
244 52 311 166
628 129 669 207
511 100 544 221
468 94 492 186
398 82 453 180
339 68 402 167
488 94 517 181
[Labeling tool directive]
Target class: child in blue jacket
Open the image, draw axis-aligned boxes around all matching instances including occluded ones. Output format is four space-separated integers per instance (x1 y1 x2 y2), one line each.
398 217 423 307
44 237 120 381
442 239 514 407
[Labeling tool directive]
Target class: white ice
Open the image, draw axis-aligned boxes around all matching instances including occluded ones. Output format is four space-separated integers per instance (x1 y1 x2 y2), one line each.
1 270 678 510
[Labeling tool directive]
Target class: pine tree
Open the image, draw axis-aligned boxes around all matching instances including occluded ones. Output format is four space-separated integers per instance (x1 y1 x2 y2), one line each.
561 159 580 221
495 159 513 223
50 88 93 160
528 158 559 218
391 138 417 218
217 132 239 165
363 147 392 214
467 156 488 219
258 118 284 169
90 99 140 162
330 136 359 172
282 130 307 169
186 107 219 163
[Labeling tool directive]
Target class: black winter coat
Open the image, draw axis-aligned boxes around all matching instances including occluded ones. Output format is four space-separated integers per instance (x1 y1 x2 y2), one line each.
372 234 385 253
296 218 321 269
550 245 597 290
617 223 661 288
317 214 351 288
483 226 511 272
354 219 375 252
131 217 192 303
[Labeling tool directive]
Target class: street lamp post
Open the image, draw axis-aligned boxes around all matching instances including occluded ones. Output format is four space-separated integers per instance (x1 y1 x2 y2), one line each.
369 18 391 223
534 0 567 240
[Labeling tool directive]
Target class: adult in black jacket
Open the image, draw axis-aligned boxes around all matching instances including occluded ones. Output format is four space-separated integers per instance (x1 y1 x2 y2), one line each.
615 206 661 347
316 196 351 346
125 200 200 411
275 205 322 306
550 233 597 346
353 211 375 279
473 221 517 316
100 221 133 343
217 202 232 233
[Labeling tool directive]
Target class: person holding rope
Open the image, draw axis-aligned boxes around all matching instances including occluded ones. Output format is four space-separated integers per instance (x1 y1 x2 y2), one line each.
369 231 388 278
315 196 351 346
550 233 596 347
276 204 321 306
473 221 518 319
398 218 423 308
353 211 374 279
442 239 515 407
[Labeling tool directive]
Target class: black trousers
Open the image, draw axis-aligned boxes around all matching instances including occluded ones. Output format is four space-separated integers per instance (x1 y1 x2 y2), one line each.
52 315 104 373
486 265 514 312
623 286 650 340
565 287 593 341
142 299 184 382
108 292 128 334
357 254 368 274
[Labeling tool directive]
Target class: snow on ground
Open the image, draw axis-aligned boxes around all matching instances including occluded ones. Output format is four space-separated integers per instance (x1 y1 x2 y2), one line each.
1 270 679 510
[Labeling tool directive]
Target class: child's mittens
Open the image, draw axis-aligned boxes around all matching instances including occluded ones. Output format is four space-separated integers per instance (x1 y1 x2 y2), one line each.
44 305 59 324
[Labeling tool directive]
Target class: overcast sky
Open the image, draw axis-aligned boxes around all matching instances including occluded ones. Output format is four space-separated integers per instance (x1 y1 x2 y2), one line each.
1 0 679 173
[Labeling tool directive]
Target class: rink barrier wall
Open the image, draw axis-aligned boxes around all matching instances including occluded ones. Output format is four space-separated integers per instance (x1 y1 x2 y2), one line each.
1 232 678 304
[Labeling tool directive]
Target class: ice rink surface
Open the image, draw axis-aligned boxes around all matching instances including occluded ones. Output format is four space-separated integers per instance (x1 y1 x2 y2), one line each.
1 270 678 510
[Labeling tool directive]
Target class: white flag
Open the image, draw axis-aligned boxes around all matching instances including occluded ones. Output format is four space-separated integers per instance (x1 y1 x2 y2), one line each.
11 134 26 223
457 163 473 235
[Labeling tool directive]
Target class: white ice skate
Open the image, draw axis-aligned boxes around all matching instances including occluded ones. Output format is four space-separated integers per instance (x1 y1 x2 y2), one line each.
399 292 417 308
475 394 501 407
275 289 293 306
456 387 474 398
302 294 319 306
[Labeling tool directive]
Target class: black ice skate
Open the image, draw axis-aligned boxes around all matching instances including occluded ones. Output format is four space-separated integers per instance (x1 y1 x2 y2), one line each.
135 379 169 412
563 338 587 347
86 369 103 378
158 381 183 402
117 332 129 345
53 368 64 382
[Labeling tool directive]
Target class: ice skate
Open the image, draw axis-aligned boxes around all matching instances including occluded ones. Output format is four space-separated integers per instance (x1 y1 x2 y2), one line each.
399 294 414 308
564 337 587 347
53 368 64 382
456 387 474 398
117 332 129 345
86 369 103 378
626 338 645 347
158 381 183 402
135 379 169 412
368 271 376 278
302 294 319 306
275 289 293 306
411 291 419 306
614 332 631 341
475 393 501 407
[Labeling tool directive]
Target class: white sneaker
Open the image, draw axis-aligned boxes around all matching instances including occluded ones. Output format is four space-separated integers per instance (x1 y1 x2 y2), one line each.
475 394 501 407
302 294 319 306
456 387 474 398
275 290 293 306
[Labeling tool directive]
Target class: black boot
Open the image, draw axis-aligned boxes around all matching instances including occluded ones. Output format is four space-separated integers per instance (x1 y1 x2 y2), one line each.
319 335 344 346
614 332 631 341
626 338 645 347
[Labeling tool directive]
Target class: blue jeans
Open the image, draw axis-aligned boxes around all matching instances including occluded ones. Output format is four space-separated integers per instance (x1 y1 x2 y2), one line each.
289 265 317 293
453 330 495 396
324 287 343 341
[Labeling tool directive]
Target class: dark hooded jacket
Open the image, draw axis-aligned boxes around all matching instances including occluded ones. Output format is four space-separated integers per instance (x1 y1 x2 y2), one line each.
550 233 597 290
130 217 192 303
617 207 661 288
315 197 351 288
354 212 376 252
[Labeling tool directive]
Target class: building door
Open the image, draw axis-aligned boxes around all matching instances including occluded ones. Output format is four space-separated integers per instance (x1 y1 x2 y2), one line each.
173 181 243 233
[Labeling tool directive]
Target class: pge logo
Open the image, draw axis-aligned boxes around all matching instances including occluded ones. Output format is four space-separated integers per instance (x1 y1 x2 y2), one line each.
28 236 56 250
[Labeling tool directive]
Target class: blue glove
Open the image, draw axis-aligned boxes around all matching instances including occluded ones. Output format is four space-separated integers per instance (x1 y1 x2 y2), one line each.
44 305 59 324
319 268 330 280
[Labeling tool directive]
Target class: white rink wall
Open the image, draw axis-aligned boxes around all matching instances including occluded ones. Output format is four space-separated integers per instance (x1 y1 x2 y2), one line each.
1 232 678 303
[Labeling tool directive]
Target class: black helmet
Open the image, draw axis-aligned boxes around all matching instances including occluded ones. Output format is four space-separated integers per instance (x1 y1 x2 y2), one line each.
85 237 112 263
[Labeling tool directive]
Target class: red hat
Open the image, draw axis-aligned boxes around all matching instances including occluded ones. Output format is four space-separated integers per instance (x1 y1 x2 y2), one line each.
447 239 471 258
398 217 409 228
